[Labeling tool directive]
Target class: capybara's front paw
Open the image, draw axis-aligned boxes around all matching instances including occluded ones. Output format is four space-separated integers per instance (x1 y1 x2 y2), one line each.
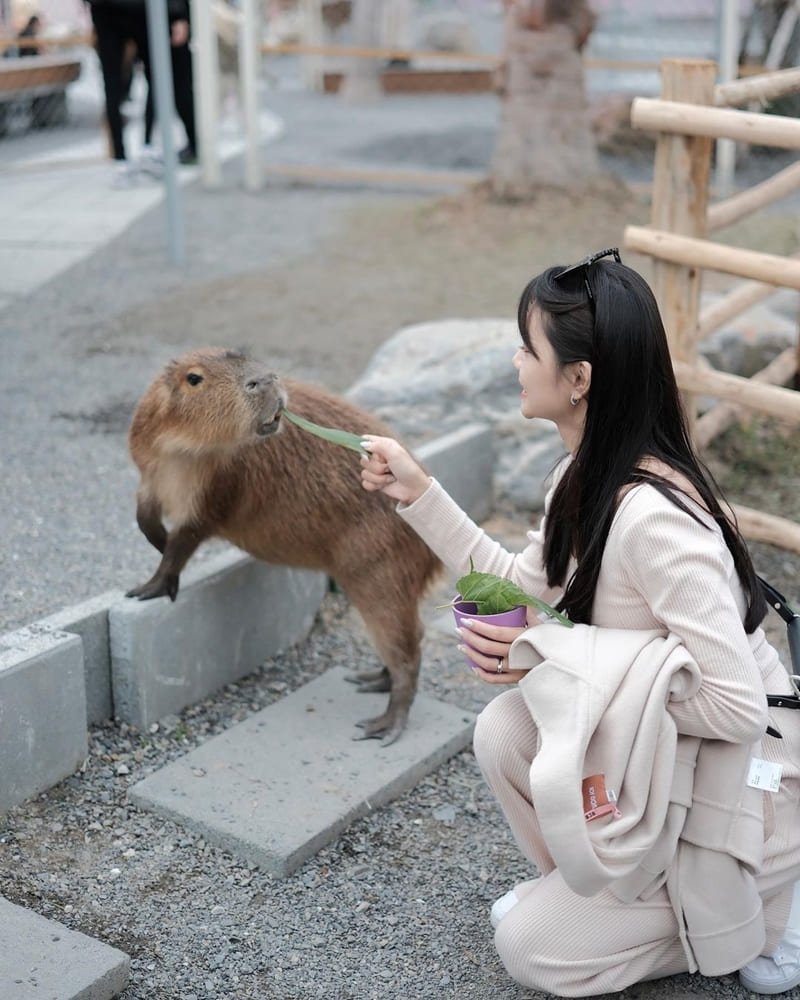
125 573 180 602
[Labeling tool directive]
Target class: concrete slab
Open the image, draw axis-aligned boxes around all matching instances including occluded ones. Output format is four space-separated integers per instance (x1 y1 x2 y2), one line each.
37 590 124 725
110 549 327 729
0 896 130 1000
416 422 494 523
130 666 475 877
0 626 87 815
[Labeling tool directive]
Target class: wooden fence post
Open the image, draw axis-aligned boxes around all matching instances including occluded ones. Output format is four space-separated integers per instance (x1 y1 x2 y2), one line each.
650 58 717 427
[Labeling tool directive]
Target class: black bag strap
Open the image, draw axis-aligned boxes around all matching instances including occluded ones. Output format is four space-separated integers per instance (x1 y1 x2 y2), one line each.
759 577 800 737
759 576 800 675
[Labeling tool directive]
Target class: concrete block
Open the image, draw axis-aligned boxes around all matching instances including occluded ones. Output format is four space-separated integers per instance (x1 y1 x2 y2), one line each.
416 422 494 522
130 666 475 877
37 590 124 725
109 547 327 729
0 626 87 814
0 895 130 1000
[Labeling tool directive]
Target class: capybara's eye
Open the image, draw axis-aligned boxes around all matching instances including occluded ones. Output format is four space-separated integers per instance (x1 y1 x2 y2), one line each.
186 372 204 386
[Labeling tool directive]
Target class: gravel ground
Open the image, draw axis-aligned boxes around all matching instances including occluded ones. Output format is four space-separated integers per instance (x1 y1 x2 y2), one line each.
2 80 800 999
0 585 781 1000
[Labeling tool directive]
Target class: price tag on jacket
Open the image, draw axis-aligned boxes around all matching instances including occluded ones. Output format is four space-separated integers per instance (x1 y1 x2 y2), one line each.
747 756 782 793
582 773 622 821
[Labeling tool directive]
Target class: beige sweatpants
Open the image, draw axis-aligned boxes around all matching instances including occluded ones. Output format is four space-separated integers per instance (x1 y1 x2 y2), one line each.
473 688 760 997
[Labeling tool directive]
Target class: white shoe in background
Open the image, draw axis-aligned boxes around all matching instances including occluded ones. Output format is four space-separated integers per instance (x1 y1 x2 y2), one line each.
138 145 163 179
110 160 138 189
740 881 800 994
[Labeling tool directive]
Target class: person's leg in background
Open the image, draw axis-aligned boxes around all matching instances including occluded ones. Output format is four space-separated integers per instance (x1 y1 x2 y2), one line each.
140 62 163 176
140 20 197 166
170 31 197 163
125 11 165 176
90 4 129 169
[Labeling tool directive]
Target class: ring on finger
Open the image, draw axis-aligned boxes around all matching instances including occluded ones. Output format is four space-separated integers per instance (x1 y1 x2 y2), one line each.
496 657 504 673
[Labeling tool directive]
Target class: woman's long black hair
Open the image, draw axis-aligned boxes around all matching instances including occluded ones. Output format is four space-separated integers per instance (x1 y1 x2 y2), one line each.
517 259 766 631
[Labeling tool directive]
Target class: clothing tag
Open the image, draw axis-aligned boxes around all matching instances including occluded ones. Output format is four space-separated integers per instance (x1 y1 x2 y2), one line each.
582 773 622 822
747 756 782 793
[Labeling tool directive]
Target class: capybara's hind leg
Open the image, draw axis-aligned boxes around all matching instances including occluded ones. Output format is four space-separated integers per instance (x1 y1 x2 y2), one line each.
348 594 424 745
354 658 419 745
344 666 391 692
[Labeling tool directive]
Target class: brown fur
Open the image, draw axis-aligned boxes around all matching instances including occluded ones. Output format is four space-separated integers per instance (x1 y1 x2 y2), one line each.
127 347 443 744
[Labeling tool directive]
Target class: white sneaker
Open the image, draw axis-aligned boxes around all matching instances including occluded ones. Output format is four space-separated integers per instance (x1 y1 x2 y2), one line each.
490 889 519 929
740 880 800 994
740 945 800 994
138 145 163 179
110 160 137 189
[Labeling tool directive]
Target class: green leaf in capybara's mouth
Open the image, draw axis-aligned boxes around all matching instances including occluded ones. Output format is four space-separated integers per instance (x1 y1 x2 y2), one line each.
281 408 366 453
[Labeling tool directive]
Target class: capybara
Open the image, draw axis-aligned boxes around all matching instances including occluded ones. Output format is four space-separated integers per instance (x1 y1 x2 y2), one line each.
127 347 443 744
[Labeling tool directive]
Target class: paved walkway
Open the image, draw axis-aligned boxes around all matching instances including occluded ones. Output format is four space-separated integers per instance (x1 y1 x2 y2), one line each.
0 60 494 314
0 103 284 313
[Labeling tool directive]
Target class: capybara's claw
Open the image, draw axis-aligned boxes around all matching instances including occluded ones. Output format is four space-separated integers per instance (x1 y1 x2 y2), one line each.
354 710 407 745
346 667 391 693
379 726 404 747
125 574 180 602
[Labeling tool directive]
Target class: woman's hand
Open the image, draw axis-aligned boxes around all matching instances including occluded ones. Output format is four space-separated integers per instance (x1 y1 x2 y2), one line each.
457 616 531 684
360 435 432 506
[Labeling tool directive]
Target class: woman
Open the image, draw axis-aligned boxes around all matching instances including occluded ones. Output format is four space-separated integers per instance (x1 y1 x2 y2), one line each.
358 250 800 996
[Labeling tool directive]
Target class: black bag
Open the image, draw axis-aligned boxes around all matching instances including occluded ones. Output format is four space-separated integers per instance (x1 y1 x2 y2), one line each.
761 577 800 736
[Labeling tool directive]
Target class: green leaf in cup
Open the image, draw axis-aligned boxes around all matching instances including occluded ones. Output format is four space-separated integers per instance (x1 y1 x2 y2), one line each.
282 408 366 454
440 558 573 626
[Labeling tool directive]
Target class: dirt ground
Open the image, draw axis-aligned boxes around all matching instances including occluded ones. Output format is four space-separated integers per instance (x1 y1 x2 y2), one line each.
118 174 647 394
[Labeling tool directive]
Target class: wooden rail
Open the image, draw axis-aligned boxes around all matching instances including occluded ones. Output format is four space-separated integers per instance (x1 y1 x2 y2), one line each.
625 227 800 289
631 97 800 149
672 358 800 421
714 65 800 106
707 161 800 232
694 347 797 448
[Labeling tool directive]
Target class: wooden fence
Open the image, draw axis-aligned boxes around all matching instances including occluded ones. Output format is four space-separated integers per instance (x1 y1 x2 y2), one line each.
624 58 800 555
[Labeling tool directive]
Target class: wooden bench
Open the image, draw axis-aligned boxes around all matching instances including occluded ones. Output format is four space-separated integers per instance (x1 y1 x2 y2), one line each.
0 54 82 133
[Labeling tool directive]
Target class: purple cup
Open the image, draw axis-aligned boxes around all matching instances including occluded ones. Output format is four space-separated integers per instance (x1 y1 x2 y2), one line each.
452 597 528 671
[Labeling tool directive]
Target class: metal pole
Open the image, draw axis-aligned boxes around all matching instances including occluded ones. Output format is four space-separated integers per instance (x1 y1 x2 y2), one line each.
145 0 185 264
191 0 222 188
240 0 261 191
716 0 740 197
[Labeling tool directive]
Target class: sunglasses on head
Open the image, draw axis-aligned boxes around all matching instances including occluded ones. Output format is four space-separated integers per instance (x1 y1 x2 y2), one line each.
554 247 621 311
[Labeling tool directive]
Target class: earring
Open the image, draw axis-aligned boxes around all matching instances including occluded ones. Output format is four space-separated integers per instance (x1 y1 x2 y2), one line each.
570 393 579 407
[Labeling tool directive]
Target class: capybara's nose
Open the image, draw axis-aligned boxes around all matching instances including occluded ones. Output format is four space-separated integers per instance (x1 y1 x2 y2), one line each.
245 372 279 394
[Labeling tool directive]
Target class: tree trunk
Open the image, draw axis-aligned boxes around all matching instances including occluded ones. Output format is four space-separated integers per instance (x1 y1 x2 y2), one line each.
490 1 598 199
